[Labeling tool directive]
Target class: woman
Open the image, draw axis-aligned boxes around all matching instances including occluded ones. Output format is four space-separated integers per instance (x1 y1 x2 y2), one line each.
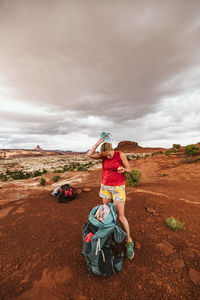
87 138 134 260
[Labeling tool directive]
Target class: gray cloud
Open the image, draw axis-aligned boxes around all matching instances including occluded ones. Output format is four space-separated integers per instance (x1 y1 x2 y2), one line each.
0 0 200 150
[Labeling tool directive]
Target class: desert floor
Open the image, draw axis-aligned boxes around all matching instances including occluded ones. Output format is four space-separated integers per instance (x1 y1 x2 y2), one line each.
0 153 200 300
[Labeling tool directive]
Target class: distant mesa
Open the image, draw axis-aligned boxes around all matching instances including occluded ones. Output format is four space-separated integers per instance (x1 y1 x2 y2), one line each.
35 145 43 151
115 140 166 153
115 141 142 152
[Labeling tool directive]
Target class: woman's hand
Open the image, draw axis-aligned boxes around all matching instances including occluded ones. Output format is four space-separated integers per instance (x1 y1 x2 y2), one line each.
117 166 125 173
120 152 131 174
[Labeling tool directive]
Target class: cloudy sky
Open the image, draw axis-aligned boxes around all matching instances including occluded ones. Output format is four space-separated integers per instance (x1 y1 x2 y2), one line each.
0 0 200 151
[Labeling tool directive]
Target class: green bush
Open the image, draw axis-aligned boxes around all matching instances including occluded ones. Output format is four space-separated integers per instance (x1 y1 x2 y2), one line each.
53 169 64 173
125 169 141 186
32 170 42 177
40 177 46 186
42 168 47 174
0 174 8 181
53 175 60 182
151 152 157 156
77 166 89 172
10 171 32 180
165 149 177 156
162 173 167 176
63 165 74 171
136 155 141 160
181 156 200 164
184 144 199 156
165 217 184 231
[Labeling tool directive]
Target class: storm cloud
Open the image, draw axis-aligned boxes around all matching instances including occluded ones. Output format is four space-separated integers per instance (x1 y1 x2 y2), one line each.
0 0 200 151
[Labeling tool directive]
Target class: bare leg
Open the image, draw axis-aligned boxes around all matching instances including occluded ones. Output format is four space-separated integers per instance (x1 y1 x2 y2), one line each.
102 198 112 205
114 201 132 241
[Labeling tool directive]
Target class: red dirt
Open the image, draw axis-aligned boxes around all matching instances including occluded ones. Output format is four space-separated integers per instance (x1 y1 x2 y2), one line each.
0 154 200 299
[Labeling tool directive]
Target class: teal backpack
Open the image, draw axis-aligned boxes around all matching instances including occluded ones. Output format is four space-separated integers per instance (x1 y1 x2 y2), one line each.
82 203 126 276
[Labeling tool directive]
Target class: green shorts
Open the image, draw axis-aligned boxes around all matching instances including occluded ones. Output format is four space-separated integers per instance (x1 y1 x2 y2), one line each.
99 184 126 202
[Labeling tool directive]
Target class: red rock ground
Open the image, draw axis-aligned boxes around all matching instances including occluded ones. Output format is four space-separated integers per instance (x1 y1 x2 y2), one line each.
0 153 200 300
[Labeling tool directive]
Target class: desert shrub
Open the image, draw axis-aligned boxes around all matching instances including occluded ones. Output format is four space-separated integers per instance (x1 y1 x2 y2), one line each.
151 152 157 156
0 174 8 181
181 156 200 164
144 154 149 158
77 165 89 172
63 165 74 171
162 173 167 176
135 155 141 160
73 162 90 172
165 217 184 231
32 170 42 177
173 144 181 149
53 169 64 173
184 144 199 156
53 175 60 182
126 155 131 161
81 162 93 169
10 171 32 180
165 149 177 156
40 177 46 186
6 169 12 175
42 168 47 174
151 151 163 156
94 160 102 164
63 163 77 171
125 169 141 186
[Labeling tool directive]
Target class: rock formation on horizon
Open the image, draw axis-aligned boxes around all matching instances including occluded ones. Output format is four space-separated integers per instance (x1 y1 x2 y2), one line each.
115 141 142 152
35 145 43 151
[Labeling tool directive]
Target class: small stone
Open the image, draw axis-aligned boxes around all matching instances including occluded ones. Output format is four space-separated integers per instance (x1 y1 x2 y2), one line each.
15 264 19 269
188 268 200 285
146 208 156 214
51 238 55 242
164 283 171 292
173 258 185 269
156 240 174 256
83 188 91 192
146 218 153 223
135 241 141 249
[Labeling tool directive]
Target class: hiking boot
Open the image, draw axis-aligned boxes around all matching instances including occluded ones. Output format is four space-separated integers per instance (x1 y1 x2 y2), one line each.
125 241 134 259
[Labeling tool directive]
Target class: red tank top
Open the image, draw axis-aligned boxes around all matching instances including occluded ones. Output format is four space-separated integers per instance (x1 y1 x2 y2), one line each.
101 151 126 186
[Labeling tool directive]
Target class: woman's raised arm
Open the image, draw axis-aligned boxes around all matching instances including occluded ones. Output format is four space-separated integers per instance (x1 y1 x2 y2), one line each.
87 138 104 159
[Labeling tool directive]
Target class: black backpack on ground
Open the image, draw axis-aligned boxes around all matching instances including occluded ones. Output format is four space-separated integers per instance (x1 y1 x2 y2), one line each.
57 184 77 203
